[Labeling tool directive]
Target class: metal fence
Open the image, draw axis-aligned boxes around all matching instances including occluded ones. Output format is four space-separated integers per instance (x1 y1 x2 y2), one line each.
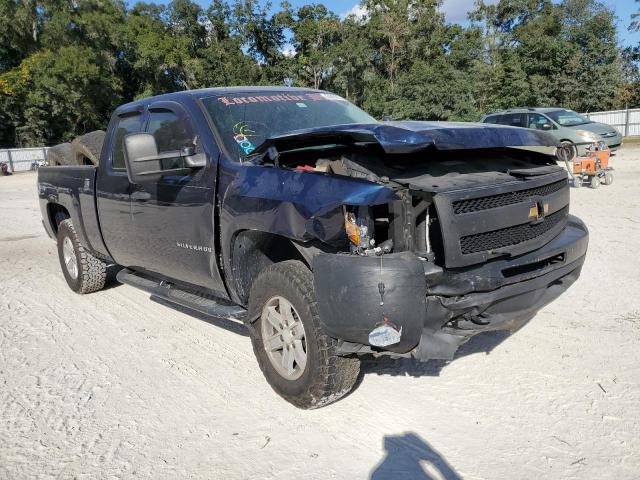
583 108 640 137
0 147 49 173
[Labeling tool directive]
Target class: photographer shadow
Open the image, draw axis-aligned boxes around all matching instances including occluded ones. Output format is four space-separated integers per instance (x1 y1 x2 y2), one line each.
371 432 461 480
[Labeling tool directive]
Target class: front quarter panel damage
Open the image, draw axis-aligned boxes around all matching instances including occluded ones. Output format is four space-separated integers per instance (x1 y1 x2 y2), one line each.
219 163 397 299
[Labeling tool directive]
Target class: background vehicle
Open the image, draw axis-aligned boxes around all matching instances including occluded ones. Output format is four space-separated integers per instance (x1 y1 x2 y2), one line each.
30 159 47 170
571 141 614 189
37 88 588 408
481 108 622 160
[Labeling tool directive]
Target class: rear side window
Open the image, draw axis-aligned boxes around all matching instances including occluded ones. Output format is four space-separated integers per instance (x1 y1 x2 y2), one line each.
146 110 193 153
112 113 142 169
498 113 526 128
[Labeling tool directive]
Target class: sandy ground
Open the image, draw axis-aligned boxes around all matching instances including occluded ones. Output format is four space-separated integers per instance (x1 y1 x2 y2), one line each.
1 148 639 480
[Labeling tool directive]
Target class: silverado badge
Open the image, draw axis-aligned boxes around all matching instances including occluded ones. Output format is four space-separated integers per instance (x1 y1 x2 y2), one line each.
176 241 212 253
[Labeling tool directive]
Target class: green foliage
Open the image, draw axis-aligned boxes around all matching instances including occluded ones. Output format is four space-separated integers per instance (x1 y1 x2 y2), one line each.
0 0 635 147
0 46 120 146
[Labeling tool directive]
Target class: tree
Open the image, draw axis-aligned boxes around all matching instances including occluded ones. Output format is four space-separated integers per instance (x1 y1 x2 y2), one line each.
289 4 340 89
0 0 633 146
0 46 120 146
0 0 39 72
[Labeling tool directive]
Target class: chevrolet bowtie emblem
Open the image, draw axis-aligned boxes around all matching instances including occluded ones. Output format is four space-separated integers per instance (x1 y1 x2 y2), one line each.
529 201 549 223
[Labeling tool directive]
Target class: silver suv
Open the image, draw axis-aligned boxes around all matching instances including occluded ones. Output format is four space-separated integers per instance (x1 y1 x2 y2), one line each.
481 108 622 158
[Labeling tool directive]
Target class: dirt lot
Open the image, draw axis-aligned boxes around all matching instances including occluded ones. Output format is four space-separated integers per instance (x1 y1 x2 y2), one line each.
1 147 639 480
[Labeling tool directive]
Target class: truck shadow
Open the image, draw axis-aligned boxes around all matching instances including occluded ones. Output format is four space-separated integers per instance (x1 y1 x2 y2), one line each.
359 330 511 378
102 265 125 291
370 432 462 480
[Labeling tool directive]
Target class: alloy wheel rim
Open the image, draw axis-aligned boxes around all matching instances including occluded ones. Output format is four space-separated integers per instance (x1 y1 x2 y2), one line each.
261 296 307 380
62 237 78 280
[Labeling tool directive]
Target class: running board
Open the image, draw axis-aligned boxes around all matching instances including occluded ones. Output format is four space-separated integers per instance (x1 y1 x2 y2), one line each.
116 268 246 321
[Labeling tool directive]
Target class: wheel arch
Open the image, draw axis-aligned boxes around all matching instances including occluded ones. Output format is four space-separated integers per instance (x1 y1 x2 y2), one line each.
46 203 71 235
230 230 312 306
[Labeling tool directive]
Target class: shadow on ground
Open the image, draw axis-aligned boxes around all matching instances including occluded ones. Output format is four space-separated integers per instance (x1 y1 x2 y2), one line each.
370 432 462 480
360 330 512 378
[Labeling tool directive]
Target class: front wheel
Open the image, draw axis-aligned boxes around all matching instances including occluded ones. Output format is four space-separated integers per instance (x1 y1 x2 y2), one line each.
247 261 360 409
573 175 582 188
57 219 107 294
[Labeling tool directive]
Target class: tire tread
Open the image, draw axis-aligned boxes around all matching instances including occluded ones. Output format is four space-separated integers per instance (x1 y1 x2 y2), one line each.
248 260 360 409
58 219 107 294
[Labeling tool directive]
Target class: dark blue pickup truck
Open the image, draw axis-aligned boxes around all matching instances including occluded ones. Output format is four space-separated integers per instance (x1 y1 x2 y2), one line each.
38 87 588 408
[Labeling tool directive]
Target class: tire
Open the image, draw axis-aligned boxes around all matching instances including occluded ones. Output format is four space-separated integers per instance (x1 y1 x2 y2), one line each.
71 130 105 166
557 141 577 163
590 175 601 189
603 172 613 185
47 143 74 166
573 175 582 188
57 219 107 294
247 260 360 409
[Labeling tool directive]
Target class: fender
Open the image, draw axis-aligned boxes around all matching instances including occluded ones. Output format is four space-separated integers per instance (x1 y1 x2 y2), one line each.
219 161 397 303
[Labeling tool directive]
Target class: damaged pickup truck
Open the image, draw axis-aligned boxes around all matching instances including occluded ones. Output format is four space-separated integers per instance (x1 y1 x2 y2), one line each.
38 87 588 408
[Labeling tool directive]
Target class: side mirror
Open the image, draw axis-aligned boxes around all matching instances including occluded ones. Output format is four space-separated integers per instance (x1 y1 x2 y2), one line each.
123 133 206 184
542 123 553 131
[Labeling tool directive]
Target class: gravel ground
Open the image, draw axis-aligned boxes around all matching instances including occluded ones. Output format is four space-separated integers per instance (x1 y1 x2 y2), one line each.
1 147 639 479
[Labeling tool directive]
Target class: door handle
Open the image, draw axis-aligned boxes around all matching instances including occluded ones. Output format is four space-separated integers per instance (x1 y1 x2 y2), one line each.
131 190 151 201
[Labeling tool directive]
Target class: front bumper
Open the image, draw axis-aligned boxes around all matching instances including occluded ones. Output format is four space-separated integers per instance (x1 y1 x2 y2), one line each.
313 215 588 360
604 134 623 150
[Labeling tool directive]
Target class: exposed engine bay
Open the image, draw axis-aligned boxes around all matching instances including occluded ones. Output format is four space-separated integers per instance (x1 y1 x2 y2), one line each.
271 143 567 269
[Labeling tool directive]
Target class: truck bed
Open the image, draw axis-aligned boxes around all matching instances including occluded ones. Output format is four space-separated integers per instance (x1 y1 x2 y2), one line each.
37 165 107 256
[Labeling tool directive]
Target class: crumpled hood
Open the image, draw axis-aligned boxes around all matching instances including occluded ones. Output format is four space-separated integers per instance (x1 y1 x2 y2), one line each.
255 121 559 156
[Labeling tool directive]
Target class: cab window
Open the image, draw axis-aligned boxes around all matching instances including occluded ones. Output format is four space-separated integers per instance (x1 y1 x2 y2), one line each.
146 109 194 170
147 110 193 152
112 113 142 169
483 115 499 124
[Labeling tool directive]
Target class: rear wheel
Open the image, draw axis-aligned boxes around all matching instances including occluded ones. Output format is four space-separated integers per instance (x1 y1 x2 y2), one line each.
247 261 360 409
590 175 601 189
603 172 614 185
57 219 107 294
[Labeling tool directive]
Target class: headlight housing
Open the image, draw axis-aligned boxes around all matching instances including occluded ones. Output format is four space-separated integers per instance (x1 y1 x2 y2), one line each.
575 130 600 142
344 211 370 250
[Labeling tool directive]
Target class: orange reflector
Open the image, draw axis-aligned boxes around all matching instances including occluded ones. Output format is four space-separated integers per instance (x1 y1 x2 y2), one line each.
345 213 360 246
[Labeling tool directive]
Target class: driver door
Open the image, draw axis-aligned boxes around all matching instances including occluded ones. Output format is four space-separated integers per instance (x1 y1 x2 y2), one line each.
127 101 225 295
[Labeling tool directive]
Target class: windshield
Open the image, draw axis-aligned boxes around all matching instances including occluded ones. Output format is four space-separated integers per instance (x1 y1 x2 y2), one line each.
546 109 591 127
201 91 376 161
